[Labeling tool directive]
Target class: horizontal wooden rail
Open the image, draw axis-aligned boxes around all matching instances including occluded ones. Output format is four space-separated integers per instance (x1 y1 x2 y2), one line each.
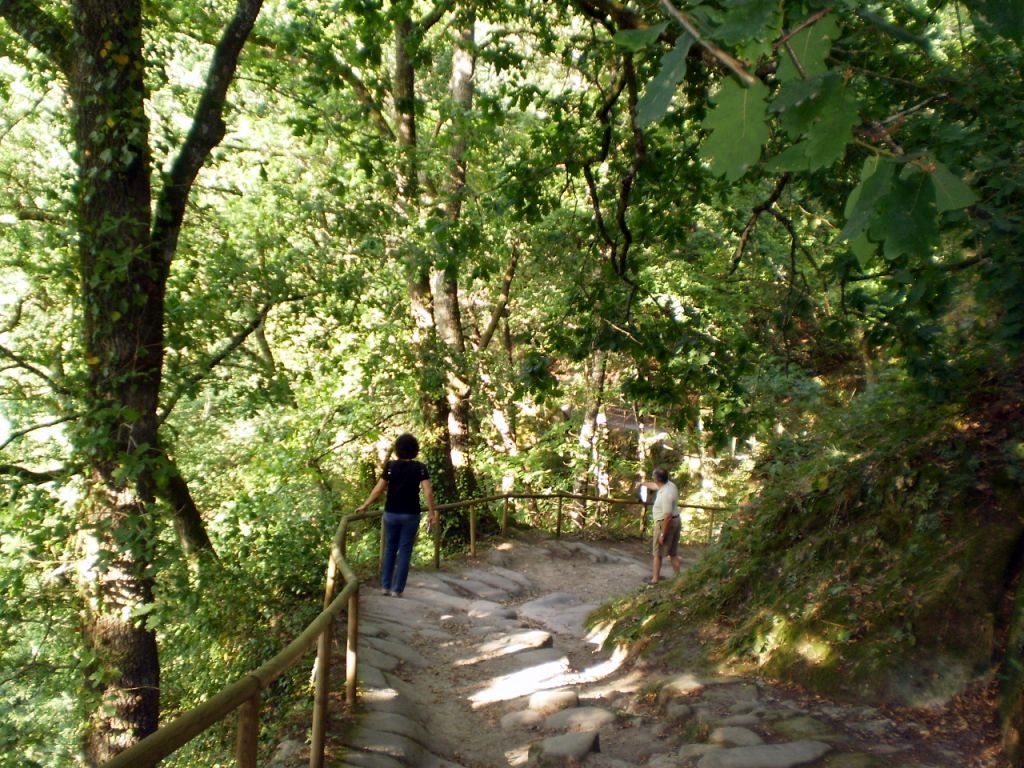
100 491 730 768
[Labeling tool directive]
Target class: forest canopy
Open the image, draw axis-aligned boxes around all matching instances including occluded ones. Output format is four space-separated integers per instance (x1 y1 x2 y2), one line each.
1 0 1022 765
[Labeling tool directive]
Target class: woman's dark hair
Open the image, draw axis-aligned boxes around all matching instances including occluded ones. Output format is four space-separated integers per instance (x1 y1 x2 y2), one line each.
394 433 420 460
652 467 669 483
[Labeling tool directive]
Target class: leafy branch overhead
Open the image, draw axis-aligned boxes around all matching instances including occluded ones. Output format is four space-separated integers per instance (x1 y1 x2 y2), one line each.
629 5 980 270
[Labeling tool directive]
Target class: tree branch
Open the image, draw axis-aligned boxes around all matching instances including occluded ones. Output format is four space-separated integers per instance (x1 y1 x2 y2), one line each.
571 0 645 32
659 0 757 86
154 446 216 557
158 301 275 423
615 55 645 279
0 463 61 484
335 59 396 141
776 8 833 48
0 343 70 395
0 0 72 76
729 175 790 276
846 255 984 283
417 0 455 33
0 414 79 451
15 206 62 223
151 0 264 267
479 247 520 352
1 299 22 334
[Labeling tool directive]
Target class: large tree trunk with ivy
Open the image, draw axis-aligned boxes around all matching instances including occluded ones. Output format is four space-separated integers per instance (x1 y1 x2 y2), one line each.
1 0 260 758
70 3 163 759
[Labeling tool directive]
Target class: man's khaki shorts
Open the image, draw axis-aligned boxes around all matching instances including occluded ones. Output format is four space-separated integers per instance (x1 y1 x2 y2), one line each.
652 516 681 558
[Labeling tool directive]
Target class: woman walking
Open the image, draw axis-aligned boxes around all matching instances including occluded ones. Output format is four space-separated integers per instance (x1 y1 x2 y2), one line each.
356 433 438 596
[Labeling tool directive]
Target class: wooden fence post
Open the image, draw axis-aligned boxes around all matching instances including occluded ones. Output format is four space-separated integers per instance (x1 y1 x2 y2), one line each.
470 505 477 557
309 623 331 768
433 521 440 570
502 496 509 535
236 692 260 768
346 586 359 707
556 495 563 539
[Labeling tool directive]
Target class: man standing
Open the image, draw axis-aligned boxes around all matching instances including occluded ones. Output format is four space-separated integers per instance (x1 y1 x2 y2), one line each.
643 467 681 585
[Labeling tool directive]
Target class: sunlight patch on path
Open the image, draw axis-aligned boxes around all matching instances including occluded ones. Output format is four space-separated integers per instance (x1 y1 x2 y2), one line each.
467 645 630 707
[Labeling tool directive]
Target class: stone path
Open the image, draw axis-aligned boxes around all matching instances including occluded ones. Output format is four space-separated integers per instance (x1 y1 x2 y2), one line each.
270 531 980 767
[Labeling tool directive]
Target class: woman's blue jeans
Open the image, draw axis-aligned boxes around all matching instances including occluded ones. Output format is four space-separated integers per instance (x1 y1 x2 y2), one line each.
381 512 421 593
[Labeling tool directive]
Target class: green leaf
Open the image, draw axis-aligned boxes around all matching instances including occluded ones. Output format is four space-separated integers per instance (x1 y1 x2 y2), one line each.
777 16 839 82
711 0 781 45
928 161 978 213
849 232 876 271
840 156 896 242
613 22 668 52
637 34 694 127
874 170 939 261
962 0 1024 42
699 78 770 182
768 73 860 171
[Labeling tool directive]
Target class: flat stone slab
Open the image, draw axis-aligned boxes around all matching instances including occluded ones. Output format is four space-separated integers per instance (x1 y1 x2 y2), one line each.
821 755 879 767
397 586 475 612
721 714 761 727
772 716 837 741
359 711 434 751
700 682 760 705
339 749 407 768
468 599 518 620
559 541 612 562
405 573 460 595
697 741 832 768
468 568 529 596
544 705 616 731
362 596 433 626
680 744 725 760
480 647 568 675
468 650 572 706
438 574 510 602
666 701 693 720
457 629 553 667
502 709 544 730
709 726 765 747
365 635 428 667
359 687 414 717
529 689 579 714
529 730 600 762
661 673 706 701
358 664 389 690
346 727 420 761
518 592 597 636
466 618 523 636
485 564 534 590
358 643 400 672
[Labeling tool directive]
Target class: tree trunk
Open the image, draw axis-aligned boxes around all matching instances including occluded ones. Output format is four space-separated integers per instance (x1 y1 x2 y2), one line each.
70 2 162 760
394 10 454 497
571 348 608 527
430 10 477 498
2 0 259 758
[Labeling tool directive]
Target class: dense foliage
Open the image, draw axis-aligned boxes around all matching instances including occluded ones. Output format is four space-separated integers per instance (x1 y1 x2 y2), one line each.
1 0 1021 765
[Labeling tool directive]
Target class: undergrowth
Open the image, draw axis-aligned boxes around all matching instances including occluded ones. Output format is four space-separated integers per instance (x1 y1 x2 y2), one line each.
593 367 1024 710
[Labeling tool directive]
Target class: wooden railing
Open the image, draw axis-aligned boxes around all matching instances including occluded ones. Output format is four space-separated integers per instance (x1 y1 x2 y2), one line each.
101 492 728 768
